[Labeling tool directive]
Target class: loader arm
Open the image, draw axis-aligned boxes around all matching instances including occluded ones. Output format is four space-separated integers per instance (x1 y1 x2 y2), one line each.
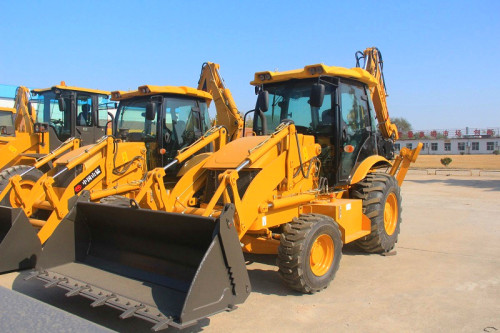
0 135 146 245
90 126 229 209
198 62 243 141
359 47 399 140
168 123 321 239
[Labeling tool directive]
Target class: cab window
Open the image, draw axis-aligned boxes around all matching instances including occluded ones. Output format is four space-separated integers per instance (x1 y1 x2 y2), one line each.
116 99 157 142
164 97 209 147
97 96 114 127
264 80 333 134
33 91 72 141
76 95 93 127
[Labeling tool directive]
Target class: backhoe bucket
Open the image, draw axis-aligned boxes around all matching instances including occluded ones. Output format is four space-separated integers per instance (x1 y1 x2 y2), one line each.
31 195 251 330
0 206 41 273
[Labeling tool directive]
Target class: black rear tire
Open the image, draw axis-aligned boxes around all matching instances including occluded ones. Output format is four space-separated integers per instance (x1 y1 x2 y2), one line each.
0 165 44 207
350 172 402 253
277 214 342 293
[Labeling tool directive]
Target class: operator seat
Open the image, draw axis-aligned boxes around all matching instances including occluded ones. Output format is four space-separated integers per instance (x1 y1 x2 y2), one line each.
77 104 91 126
322 109 333 124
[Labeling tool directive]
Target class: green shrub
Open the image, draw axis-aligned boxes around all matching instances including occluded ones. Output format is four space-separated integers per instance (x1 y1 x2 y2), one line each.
493 150 499 155
440 157 452 167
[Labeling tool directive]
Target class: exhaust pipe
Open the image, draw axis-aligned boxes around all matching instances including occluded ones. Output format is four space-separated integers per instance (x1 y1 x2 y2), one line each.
30 193 250 330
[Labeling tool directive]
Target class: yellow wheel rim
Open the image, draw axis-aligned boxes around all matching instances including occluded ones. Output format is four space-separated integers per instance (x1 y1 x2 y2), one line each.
10 180 36 209
309 234 334 276
384 192 398 236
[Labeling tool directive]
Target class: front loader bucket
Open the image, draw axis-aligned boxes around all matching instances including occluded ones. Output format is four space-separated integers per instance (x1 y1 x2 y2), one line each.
0 206 41 273
31 195 251 330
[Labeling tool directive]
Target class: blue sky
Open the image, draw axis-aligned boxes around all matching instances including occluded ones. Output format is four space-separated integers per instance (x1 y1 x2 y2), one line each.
1 0 498 130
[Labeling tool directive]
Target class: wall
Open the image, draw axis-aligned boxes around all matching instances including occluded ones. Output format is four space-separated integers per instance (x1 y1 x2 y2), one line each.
396 138 500 155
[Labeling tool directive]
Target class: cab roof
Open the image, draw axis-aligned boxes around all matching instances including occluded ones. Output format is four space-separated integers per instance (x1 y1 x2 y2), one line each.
32 82 109 96
250 64 378 87
110 85 213 103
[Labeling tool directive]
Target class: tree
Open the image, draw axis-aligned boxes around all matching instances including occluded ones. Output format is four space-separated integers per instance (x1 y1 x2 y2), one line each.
440 157 452 167
392 117 412 133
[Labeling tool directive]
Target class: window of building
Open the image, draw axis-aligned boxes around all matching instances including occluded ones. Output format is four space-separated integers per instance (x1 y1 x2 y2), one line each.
394 143 400 151
444 143 451 151
431 143 438 151
471 142 479 151
487 142 494 151
458 142 465 151
406 143 412 149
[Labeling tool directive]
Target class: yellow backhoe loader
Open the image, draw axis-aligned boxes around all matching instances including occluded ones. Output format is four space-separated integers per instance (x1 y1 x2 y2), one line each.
0 62 242 274
28 48 420 330
0 85 216 273
0 84 112 172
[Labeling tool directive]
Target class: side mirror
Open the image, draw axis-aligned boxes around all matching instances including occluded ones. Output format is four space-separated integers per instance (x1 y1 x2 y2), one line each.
58 97 66 111
145 101 157 120
257 90 269 112
310 83 325 108
27 103 33 116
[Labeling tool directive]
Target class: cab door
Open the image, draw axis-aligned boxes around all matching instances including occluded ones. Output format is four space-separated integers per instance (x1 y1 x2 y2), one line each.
336 81 377 184
93 95 108 139
75 93 98 145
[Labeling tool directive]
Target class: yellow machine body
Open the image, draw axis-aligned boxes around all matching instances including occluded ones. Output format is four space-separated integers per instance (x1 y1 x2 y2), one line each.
0 84 112 171
25 52 423 330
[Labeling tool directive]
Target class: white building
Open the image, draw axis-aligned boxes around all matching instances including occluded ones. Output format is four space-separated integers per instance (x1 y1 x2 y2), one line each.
0 84 16 108
395 128 500 155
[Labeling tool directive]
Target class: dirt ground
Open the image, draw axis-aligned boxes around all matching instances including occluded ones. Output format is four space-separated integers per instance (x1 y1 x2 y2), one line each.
0 173 499 332
413 154 500 169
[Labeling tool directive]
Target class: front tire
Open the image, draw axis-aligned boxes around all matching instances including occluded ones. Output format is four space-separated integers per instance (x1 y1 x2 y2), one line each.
277 214 342 293
350 172 402 253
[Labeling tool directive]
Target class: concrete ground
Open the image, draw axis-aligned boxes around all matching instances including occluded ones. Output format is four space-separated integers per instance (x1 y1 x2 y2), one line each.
0 173 498 332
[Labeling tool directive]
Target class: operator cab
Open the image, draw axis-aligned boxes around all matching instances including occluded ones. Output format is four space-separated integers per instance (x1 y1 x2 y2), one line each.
112 86 212 172
252 73 384 187
31 84 111 149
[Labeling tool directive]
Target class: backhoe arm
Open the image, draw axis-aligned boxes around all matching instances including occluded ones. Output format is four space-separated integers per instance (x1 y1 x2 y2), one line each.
360 47 399 140
13 86 35 134
198 62 243 141
389 143 423 186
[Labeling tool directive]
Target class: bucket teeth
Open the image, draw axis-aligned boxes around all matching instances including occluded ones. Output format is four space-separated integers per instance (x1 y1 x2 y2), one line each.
65 285 91 297
24 270 46 281
33 271 174 330
90 294 116 307
120 304 146 319
44 277 68 288
152 319 174 332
